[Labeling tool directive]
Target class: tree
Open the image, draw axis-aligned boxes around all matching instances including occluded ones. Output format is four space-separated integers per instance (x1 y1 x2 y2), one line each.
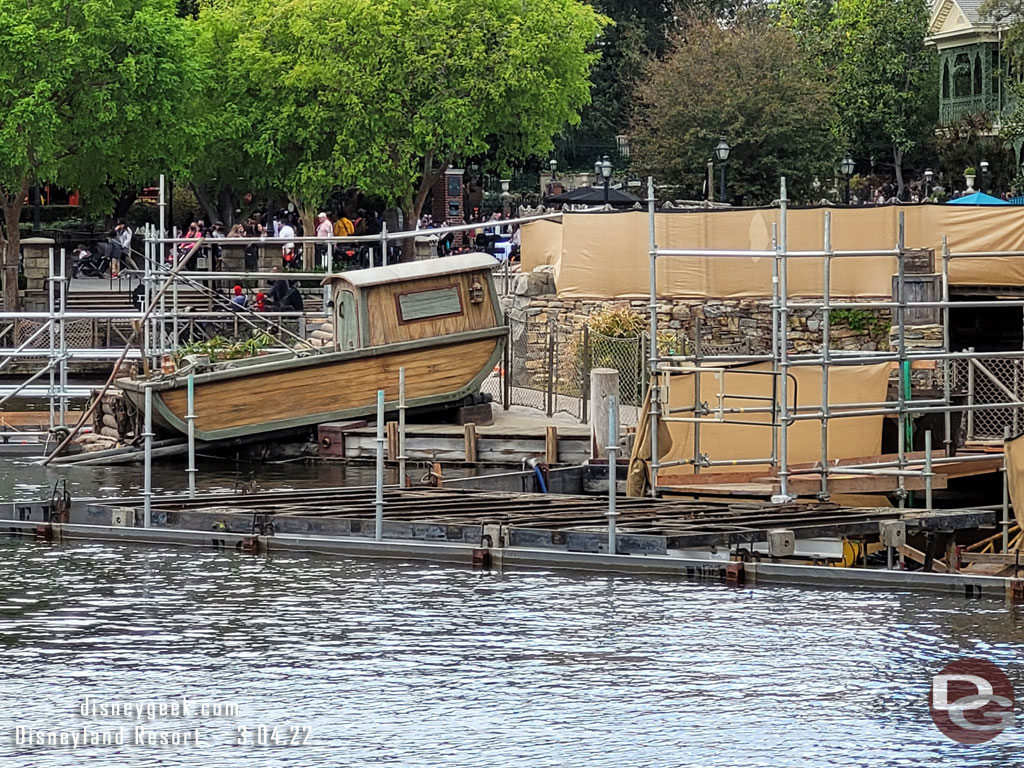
569 1 773 157
629 16 837 204
781 0 936 199
0 0 202 309
832 0 935 198
195 0 606 245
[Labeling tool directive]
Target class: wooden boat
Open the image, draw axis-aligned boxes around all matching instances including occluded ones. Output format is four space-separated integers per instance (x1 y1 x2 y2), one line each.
117 253 506 441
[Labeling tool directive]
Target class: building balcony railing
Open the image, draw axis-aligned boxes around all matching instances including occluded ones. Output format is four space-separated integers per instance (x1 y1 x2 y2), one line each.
940 94 1000 126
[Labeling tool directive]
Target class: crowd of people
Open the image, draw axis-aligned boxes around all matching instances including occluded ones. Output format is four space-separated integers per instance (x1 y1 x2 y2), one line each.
415 211 521 261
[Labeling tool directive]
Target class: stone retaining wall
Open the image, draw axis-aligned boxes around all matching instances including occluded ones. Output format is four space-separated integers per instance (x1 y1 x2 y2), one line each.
502 268 892 354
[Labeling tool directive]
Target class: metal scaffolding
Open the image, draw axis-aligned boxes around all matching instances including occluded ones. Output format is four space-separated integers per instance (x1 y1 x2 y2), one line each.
0 177 562 443
645 176 1024 537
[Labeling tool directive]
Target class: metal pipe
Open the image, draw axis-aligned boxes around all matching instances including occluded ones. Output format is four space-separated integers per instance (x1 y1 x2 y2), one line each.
0 358 59 407
47 246 55 429
693 317 703 474
59 246 68 425
159 174 166 241
967 346 976 442
896 212 907 506
1003 425 1011 553
925 429 934 511
375 389 385 541
186 373 197 498
154 210 563 246
144 386 153 528
398 367 407 488
607 394 619 555
820 211 831 500
647 176 659 498
657 456 775 469
942 238 952 457
0 319 52 373
778 177 790 499
654 248 899 259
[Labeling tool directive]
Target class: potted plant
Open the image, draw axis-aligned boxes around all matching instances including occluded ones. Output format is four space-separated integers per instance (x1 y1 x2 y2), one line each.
964 166 977 190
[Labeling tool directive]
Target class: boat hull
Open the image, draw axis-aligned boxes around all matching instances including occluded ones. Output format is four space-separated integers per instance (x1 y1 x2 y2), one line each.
118 329 504 442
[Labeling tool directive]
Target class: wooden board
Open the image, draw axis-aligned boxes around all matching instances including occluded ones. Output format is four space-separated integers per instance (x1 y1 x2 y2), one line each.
364 271 497 346
160 338 498 437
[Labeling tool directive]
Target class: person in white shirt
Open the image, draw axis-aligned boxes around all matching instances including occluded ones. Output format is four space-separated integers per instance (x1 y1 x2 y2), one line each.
279 219 297 268
106 219 135 277
315 212 333 268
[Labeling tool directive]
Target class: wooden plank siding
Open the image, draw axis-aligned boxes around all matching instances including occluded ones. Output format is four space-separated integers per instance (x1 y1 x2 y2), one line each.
363 270 498 347
160 338 499 435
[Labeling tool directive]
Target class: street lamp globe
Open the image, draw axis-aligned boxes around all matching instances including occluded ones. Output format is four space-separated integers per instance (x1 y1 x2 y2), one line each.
840 155 855 177
549 158 557 175
714 137 731 163
594 158 602 178
600 155 613 179
981 160 990 172
924 168 934 183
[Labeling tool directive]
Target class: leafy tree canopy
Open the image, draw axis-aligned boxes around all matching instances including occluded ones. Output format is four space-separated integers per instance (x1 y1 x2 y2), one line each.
194 0 607 237
780 0 936 197
0 0 202 308
629 15 837 204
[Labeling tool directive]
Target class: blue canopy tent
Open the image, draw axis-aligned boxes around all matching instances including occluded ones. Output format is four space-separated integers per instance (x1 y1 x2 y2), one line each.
947 192 1010 205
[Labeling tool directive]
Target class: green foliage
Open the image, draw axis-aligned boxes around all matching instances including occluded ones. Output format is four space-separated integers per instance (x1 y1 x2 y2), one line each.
964 166 977 176
781 0 936 197
830 308 888 342
174 331 276 364
587 306 647 338
630 15 837 204
194 0 606 230
0 0 203 308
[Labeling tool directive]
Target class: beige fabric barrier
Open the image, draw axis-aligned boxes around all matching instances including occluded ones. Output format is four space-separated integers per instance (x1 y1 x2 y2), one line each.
658 362 890 475
523 206 1024 298
519 219 563 272
1005 434 1024 534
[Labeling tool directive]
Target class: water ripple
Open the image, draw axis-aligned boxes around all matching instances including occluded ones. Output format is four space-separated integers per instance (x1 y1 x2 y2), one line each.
0 541 1020 766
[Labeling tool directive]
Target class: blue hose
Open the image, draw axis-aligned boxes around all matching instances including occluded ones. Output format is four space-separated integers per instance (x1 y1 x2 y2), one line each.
533 465 548 494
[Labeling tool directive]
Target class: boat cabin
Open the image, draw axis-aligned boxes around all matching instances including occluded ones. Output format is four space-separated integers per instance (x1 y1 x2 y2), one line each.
321 253 504 351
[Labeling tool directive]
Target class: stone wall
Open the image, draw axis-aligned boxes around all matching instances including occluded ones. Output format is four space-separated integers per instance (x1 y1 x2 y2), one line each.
502 268 892 355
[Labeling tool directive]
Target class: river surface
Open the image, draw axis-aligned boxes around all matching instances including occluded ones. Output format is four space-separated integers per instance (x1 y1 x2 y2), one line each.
0 461 1023 765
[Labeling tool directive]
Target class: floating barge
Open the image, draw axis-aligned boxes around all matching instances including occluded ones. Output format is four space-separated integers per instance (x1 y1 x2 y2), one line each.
2 479 1019 599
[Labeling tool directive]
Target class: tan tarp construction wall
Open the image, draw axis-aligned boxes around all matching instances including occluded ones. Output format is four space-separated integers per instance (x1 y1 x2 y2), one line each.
520 219 562 271
524 207 1024 298
1005 434 1024 534
658 362 890 476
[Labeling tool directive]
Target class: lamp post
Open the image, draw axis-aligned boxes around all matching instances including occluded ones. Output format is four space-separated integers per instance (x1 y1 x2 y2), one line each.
980 160 990 194
840 155 855 205
924 168 934 201
714 137 730 203
599 155 612 206
549 158 557 180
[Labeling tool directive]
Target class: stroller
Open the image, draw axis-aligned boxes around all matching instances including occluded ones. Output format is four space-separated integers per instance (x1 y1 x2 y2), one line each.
71 246 109 278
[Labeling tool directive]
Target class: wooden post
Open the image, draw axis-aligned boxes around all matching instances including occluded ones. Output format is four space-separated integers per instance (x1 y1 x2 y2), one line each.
386 421 399 460
464 423 478 463
545 426 558 465
590 367 619 458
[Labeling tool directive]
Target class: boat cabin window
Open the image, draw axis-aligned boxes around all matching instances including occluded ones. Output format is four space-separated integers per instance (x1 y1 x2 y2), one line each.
396 285 463 324
336 289 359 349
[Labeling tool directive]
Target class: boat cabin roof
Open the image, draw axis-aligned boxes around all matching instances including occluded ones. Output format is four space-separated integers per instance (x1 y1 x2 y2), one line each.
321 252 498 289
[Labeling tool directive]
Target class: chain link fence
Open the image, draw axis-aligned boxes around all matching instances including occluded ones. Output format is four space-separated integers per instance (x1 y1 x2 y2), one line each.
483 316 649 425
951 356 1024 441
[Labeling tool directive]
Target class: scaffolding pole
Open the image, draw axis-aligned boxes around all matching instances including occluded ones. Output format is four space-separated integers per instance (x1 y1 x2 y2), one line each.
647 176 660 498
777 177 790 500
